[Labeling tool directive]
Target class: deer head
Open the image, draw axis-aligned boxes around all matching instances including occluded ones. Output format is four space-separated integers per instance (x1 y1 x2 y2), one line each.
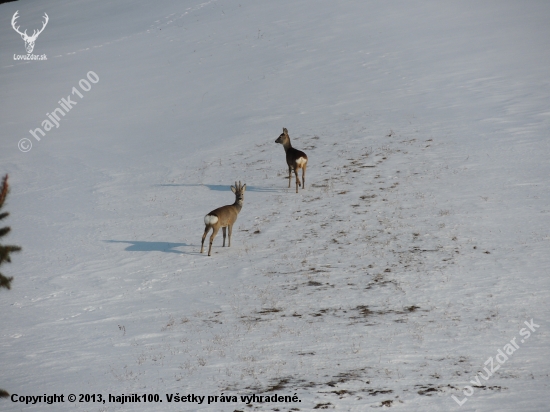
12 11 49 54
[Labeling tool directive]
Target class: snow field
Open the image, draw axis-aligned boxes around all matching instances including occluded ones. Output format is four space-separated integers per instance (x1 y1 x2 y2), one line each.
1 0 549 411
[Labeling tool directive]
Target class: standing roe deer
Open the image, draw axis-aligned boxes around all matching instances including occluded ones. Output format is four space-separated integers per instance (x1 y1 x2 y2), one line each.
200 181 246 256
275 128 308 193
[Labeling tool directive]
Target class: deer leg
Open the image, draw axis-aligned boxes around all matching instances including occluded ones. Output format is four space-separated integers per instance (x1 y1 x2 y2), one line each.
201 226 210 253
208 227 220 256
288 166 292 188
294 168 300 193
302 164 306 189
228 224 232 247
222 227 227 247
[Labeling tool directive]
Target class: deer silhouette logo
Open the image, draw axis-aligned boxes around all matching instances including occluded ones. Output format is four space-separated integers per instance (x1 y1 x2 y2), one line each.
11 11 49 54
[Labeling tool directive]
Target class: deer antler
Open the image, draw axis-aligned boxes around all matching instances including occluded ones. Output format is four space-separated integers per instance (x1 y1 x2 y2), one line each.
11 11 27 38
29 13 49 40
11 11 48 41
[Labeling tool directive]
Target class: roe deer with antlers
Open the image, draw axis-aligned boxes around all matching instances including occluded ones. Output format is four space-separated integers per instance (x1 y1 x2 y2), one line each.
201 181 246 256
275 128 308 193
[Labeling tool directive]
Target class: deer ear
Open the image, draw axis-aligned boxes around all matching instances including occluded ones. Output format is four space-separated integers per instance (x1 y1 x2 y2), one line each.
242 184 246 192
283 127 288 134
231 186 236 193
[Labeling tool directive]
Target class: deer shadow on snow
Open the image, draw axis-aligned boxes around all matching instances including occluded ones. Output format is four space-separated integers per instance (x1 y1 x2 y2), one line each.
104 240 193 254
157 183 283 193
106 184 280 255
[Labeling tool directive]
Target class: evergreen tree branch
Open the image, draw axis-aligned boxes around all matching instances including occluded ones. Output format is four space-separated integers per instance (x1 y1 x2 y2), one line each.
0 175 8 208
0 273 14 290
0 174 20 292
1 245 21 265
0 227 11 238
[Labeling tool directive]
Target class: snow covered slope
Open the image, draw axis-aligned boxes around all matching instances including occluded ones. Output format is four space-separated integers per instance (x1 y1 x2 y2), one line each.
1 0 549 410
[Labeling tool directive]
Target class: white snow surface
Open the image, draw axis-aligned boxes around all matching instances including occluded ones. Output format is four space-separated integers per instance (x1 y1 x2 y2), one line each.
1 0 549 411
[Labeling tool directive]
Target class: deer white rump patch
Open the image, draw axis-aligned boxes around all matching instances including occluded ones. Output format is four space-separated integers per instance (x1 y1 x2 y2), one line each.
204 215 218 225
296 157 307 167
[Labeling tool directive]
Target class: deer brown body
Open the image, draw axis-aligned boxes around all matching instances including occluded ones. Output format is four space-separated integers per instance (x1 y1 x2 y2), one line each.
275 128 308 193
200 181 246 256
